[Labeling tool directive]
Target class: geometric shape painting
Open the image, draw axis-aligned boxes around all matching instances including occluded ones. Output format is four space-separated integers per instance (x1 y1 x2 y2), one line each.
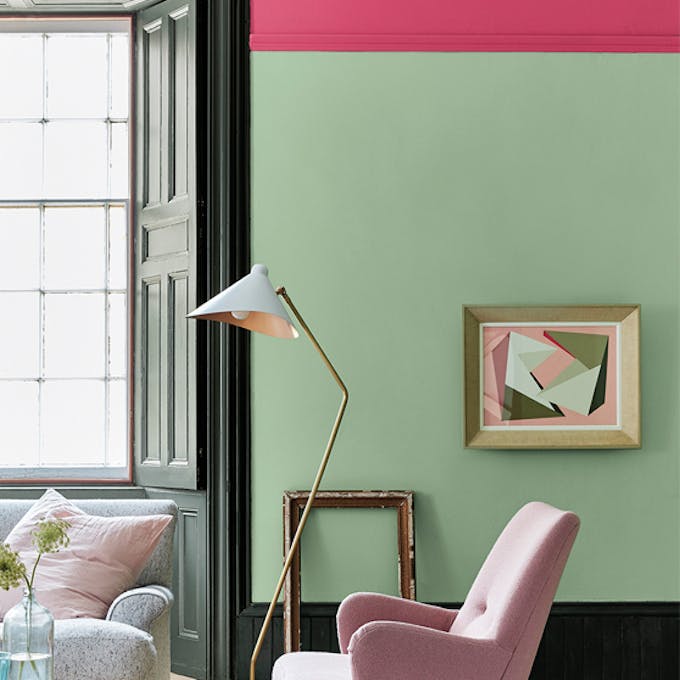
464 305 641 449
483 326 617 427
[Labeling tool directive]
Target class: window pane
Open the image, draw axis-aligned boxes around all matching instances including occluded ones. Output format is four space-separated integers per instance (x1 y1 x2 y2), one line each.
0 23 130 479
41 380 105 465
46 34 107 118
44 293 105 378
45 121 107 198
44 207 106 289
108 205 127 289
110 34 129 120
0 35 43 119
108 293 127 378
0 292 40 379
108 379 127 467
0 123 42 199
0 208 40 290
110 123 128 198
0 382 39 467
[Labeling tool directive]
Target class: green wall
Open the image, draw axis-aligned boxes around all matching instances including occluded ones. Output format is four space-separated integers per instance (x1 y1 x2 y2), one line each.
250 53 680 603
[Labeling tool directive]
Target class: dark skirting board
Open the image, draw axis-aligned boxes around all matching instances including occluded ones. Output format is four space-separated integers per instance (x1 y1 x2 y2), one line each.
238 602 680 680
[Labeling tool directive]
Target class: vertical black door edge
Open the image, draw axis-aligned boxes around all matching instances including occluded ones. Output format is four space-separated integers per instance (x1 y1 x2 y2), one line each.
199 1 251 678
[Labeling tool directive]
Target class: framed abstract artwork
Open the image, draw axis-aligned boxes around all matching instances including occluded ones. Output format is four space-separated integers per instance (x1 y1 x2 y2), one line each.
463 305 640 449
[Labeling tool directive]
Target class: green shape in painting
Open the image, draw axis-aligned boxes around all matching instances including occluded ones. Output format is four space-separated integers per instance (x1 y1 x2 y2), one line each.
544 331 609 369
503 386 564 421
538 365 601 416
589 344 608 414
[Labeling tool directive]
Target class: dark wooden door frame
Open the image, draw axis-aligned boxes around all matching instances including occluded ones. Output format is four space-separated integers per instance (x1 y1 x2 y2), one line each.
199 1 251 678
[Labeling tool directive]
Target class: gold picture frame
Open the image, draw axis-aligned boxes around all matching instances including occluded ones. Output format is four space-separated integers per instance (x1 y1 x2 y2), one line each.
463 305 640 449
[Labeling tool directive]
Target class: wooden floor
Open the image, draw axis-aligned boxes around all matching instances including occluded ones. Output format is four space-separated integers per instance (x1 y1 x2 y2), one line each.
170 675 194 680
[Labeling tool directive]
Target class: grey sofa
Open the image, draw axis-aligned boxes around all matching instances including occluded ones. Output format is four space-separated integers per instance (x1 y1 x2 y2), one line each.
0 498 177 680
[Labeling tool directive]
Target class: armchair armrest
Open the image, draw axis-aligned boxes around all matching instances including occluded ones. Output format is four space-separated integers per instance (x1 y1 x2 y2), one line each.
349 621 511 680
337 593 458 653
106 585 174 634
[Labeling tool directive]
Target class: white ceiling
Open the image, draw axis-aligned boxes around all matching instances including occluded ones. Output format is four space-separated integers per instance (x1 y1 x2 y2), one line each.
0 0 158 10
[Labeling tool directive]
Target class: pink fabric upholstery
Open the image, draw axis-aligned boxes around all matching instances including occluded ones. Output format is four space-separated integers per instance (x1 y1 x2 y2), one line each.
272 501 579 680
349 621 512 680
449 501 579 679
337 592 458 653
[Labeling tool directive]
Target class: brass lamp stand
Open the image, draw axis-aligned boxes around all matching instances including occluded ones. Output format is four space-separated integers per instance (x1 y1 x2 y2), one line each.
249 287 348 680
186 264 348 680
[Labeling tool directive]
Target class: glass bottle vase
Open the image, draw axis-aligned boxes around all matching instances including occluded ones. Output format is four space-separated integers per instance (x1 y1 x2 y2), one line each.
3 590 54 680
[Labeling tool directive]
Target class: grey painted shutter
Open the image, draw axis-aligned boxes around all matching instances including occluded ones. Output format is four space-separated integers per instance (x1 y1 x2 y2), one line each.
134 0 198 489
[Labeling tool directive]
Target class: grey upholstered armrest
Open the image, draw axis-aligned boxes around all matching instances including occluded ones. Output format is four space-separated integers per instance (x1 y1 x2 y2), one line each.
106 586 174 634
55 619 157 680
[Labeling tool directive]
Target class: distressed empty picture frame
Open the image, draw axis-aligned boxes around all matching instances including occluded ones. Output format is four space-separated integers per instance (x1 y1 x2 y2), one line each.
282 490 415 653
463 305 640 449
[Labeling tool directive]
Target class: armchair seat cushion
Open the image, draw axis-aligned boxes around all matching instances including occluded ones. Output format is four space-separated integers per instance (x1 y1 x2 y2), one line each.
272 652 350 680
55 619 156 680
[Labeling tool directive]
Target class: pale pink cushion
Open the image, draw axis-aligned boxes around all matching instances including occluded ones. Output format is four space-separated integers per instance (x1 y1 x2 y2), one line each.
0 489 172 620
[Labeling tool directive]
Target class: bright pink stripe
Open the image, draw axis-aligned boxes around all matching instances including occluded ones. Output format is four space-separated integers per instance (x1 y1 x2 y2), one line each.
250 33 680 52
251 0 680 36
250 0 680 53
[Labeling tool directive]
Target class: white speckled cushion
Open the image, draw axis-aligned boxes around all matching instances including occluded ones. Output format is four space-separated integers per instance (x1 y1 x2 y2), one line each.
55 619 156 680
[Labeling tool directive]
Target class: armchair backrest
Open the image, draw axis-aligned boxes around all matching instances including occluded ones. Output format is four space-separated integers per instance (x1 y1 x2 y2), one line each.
450 502 579 680
0 498 177 589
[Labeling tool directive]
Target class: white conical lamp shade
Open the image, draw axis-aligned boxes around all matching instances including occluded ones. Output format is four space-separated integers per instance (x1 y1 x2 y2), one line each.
187 264 298 339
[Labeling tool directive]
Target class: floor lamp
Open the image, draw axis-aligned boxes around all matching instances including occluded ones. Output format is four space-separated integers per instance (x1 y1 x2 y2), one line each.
187 264 349 680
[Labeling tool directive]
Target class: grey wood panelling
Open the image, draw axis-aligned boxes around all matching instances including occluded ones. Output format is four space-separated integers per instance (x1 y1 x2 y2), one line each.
169 5 190 201
238 603 680 680
177 505 200 638
142 19 163 208
134 0 197 490
144 219 188 259
145 488 207 680
169 272 190 464
142 277 162 463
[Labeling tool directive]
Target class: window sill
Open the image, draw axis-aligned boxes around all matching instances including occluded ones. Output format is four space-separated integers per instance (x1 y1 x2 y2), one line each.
0 485 146 499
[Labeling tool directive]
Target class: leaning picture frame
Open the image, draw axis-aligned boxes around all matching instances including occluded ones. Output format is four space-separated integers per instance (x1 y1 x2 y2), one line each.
282 490 415 654
463 305 640 449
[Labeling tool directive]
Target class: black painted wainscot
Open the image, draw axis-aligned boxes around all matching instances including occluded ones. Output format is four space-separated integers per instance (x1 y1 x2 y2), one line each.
237 602 680 680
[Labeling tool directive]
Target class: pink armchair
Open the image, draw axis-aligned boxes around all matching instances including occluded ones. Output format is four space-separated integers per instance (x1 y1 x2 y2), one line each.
272 501 580 680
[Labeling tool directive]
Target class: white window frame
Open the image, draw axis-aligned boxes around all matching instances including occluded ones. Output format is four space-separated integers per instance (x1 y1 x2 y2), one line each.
0 16 133 484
